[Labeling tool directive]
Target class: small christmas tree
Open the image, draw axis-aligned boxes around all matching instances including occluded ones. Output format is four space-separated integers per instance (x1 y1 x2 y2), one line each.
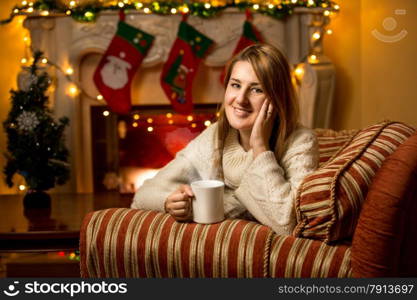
3 51 70 191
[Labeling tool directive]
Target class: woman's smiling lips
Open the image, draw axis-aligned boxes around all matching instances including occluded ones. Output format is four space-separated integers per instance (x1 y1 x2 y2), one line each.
233 106 252 117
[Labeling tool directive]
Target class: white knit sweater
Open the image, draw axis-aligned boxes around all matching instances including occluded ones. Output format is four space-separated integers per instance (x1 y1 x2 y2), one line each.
131 122 319 235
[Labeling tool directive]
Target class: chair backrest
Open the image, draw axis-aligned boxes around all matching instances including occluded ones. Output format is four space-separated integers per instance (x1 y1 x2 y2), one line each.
351 131 417 277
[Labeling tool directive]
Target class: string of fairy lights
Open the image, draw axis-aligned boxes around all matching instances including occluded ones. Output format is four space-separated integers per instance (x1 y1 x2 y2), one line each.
8 0 339 149
2 1 340 24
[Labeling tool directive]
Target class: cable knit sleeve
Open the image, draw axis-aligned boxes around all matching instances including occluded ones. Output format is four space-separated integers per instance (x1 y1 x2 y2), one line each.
130 150 196 211
234 128 319 235
130 123 218 211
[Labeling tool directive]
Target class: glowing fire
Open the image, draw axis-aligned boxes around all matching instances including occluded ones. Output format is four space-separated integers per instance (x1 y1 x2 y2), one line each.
119 167 159 193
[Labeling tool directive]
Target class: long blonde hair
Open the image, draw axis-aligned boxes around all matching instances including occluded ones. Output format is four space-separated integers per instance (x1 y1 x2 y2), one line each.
214 43 299 179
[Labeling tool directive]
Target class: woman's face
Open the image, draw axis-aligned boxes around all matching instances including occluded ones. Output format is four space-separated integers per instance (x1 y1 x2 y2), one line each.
224 60 267 132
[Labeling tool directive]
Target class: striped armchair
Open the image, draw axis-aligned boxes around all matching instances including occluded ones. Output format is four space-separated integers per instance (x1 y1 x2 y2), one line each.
80 122 417 278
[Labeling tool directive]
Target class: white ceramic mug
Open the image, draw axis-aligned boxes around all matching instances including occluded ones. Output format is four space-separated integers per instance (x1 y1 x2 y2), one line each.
190 180 225 224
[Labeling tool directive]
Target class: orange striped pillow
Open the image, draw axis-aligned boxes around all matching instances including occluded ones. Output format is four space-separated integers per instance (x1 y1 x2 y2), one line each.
315 128 358 167
294 121 416 243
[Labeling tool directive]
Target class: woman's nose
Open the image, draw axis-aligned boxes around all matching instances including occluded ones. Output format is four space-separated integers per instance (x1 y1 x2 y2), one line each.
235 89 249 105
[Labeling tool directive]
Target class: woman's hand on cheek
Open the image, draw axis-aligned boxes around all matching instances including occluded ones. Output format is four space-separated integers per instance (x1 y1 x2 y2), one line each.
249 99 275 158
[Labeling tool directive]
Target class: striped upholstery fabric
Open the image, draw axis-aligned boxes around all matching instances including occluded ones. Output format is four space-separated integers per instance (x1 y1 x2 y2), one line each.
80 208 273 278
269 235 352 277
80 208 353 278
294 121 416 243
315 128 358 167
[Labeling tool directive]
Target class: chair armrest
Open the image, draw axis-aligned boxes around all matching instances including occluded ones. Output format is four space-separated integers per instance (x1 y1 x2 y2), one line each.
268 235 351 277
80 208 273 278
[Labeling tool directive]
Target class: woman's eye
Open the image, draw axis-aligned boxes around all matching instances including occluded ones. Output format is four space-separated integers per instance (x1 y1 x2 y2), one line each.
231 83 240 88
252 87 263 94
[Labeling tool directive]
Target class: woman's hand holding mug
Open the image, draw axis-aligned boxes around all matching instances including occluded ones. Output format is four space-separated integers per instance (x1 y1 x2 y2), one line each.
164 184 194 221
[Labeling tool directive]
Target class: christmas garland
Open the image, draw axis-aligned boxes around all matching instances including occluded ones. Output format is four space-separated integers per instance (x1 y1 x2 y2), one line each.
1 0 339 25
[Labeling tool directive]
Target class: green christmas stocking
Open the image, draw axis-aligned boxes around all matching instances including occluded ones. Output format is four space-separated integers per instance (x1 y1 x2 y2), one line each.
94 11 154 114
160 16 214 114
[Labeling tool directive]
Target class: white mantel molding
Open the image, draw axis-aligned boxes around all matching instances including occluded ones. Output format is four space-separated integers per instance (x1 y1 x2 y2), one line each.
22 8 335 193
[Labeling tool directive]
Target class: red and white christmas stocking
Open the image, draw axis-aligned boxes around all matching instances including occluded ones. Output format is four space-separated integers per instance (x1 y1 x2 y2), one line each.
160 15 214 114
220 9 263 83
93 11 154 114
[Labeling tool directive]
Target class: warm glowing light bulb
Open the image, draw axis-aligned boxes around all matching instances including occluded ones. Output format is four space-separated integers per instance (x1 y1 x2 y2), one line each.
136 2 143 9
308 54 319 64
216 112 220 117
147 118 153 123
41 58 48 64
23 36 29 42
144 7 150 14
21 58 28 64
118 2 124 8
294 65 305 81
66 10 72 15
66 67 74 75
123 0 129 3
323 10 331 16
68 85 79 96
182 6 189 14
312 32 321 40
334 4 340 10
204 3 211 9
19 185 26 191
103 110 110 117
307 0 314 6
326 29 333 35
69 1 76 8
187 115 193 121
14 8 19 14
40 10 49 16
147 126 154 132
97 94 104 101
27 7 34 13
133 114 140 120
191 123 197 128
291 0 298 4
132 122 138 127
204 120 211 127
171 8 177 14
22 1 28 5
268 4 274 9
253 4 260 10
168 120 174 125
166 112 173 118
84 11 94 18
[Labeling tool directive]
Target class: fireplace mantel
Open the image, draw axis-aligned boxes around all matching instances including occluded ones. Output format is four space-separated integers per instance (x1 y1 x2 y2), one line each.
23 8 335 193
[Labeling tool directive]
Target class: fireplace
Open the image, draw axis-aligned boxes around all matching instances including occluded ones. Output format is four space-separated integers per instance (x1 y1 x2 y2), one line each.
91 104 217 193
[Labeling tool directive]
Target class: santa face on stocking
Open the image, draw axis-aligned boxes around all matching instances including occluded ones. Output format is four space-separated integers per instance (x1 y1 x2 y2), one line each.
93 20 154 115
100 54 132 90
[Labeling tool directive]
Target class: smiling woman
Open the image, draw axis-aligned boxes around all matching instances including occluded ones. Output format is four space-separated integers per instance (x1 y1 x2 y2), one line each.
131 43 320 236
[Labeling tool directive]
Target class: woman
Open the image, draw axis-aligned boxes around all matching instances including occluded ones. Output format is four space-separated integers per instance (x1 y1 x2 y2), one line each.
131 44 319 235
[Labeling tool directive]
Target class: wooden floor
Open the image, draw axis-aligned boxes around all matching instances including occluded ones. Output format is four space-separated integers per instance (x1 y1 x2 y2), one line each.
0 192 133 277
